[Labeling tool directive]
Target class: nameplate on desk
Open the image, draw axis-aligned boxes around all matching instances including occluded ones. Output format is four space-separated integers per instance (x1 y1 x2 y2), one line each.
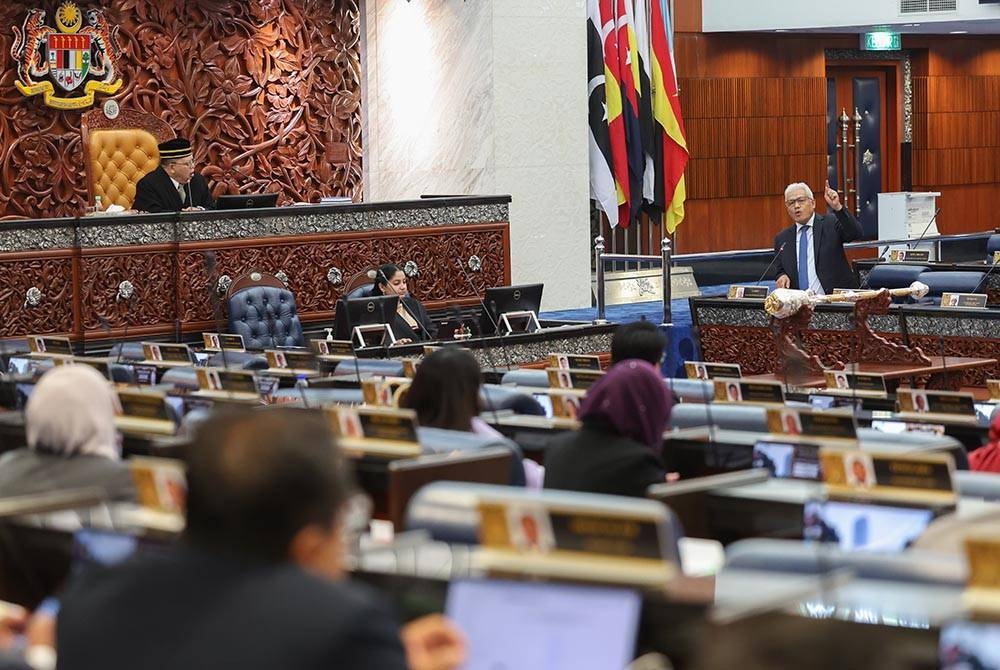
196 368 258 395
686 361 741 380
67 356 112 379
940 292 988 309
117 390 172 421
202 332 246 352
361 377 410 407
820 448 955 501
142 342 192 364
824 370 887 394
27 335 73 357
549 388 587 419
715 380 784 404
994 250 1000 265
767 408 857 439
401 358 420 378
309 339 354 357
327 406 420 452
727 285 768 300
898 389 976 416
129 456 186 515
888 249 930 262
265 349 317 371
547 367 604 390
549 353 601 371
988 380 1000 400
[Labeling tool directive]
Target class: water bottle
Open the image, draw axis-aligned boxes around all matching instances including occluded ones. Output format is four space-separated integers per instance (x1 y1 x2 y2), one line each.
325 327 334 342
94 195 103 212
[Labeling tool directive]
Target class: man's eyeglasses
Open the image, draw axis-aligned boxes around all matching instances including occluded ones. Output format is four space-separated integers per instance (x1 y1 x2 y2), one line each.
785 196 811 208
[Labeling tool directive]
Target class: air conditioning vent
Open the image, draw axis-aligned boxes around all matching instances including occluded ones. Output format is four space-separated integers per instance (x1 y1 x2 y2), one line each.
900 0 956 12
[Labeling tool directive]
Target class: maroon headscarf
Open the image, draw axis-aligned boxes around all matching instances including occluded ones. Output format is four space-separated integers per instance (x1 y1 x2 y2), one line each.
970 411 1000 473
578 359 673 452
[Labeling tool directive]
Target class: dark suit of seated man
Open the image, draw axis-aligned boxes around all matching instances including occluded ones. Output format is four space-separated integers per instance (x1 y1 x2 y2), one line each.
773 180 864 294
57 408 466 670
132 138 216 213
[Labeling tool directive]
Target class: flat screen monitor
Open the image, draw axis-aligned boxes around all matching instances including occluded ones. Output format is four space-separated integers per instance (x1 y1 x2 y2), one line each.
752 441 821 481
531 392 555 419
480 283 544 335
445 578 640 670
803 499 934 552
332 295 400 341
215 192 278 210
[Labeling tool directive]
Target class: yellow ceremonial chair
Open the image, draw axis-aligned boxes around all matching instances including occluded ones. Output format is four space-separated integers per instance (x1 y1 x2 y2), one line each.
80 108 176 210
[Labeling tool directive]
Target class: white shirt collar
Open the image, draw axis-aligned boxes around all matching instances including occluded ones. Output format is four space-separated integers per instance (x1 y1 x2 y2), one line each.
797 214 816 230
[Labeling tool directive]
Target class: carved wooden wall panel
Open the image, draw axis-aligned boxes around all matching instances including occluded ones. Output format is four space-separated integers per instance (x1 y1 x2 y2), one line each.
697 325 774 375
79 249 176 330
0 0 361 219
0 255 74 337
909 335 1000 387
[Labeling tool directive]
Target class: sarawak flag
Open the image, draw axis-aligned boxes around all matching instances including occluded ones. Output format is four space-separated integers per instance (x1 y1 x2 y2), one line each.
614 0 644 228
587 0 618 228
598 0 631 228
649 0 688 233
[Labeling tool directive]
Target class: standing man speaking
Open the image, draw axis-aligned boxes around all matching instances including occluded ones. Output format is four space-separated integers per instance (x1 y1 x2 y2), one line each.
773 181 864 294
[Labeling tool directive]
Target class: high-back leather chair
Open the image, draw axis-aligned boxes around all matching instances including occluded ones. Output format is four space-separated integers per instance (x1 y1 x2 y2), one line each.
225 271 304 350
80 108 176 210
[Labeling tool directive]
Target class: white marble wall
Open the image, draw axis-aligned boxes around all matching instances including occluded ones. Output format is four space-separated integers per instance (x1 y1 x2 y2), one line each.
362 0 590 311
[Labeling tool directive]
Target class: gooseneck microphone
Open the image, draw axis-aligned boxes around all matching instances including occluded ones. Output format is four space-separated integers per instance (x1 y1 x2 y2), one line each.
756 243 786 286
907 208 942 251
203 251 231 372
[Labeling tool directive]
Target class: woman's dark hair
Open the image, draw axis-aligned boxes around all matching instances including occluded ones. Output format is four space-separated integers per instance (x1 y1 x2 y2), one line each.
403 348 482 431
373 263 401 292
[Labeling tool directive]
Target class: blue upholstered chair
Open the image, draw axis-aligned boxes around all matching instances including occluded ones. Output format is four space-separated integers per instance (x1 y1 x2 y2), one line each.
914 270 986 305
225 271 304 350
986 234 1000 263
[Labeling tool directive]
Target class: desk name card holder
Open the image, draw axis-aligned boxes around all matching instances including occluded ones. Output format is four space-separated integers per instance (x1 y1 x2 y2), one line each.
546 367 604 390
326 405 421 458
549 353 602 371
310 339 355 357
141 342 193 365
685 361 742 380
940 292 988 309
499 310 540 335
63 356 112 380
201 332 247 352
27 335 73 357
819 447 956 505
727 285 768 300
824 370 888 395
361 377 410 407
766 407 858 440
715 379 785 405
898 388 976 417
129 455 186 515
888 249 931 262
548 388 587 420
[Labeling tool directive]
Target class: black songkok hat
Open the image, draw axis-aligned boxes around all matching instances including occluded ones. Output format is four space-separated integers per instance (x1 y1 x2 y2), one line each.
158 138 192 160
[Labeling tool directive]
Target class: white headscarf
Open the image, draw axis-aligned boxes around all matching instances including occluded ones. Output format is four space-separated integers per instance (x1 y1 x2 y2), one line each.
25 365 121 460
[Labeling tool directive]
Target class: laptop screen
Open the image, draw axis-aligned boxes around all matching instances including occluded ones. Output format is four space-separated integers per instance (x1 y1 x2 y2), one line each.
803 499 934 552
445 579 640 670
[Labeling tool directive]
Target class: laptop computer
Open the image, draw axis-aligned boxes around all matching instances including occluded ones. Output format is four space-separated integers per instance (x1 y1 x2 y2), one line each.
803 498 935 552
215 193 278 210
444 578 640 670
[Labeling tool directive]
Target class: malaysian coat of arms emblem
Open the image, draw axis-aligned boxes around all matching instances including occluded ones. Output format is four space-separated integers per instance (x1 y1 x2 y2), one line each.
11 1 123 110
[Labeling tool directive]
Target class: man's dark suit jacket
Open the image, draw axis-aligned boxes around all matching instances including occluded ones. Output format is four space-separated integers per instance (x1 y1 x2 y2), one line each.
57 545 408 670
133 166 215 213
773 208 864 292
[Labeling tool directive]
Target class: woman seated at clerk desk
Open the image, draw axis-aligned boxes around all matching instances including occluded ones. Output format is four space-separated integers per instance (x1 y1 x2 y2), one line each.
375 263 437 344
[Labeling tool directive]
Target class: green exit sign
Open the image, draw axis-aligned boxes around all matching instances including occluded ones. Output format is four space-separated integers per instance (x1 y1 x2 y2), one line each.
862 31 901 51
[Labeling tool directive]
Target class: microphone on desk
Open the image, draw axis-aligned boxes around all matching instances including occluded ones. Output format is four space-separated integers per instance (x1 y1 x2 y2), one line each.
755 243 786 286
972 254 1000 296
203 251 231 372
454 256 516 379
907 208 942 251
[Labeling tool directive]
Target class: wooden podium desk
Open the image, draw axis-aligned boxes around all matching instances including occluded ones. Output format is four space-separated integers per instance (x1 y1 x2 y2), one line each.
747 356 998 392
0 195 511 343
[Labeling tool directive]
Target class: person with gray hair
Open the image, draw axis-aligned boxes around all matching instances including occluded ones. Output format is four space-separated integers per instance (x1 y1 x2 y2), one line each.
773 179 863 295
0 365 135 501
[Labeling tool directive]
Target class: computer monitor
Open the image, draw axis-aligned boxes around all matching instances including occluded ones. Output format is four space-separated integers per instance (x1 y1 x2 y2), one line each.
331 295 400 341
215 192 278 210
480 283 544 335
445 578 641 670
803 499 935 552
752 441 822 481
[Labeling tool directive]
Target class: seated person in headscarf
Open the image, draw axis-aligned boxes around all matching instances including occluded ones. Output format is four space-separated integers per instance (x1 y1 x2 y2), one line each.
374 263 437 344
0 365 135 501
543 359 673 498
969 410 1000 473
133 138 215 213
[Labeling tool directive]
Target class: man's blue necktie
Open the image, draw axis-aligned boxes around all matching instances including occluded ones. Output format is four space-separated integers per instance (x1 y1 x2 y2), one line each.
797 225 810 290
